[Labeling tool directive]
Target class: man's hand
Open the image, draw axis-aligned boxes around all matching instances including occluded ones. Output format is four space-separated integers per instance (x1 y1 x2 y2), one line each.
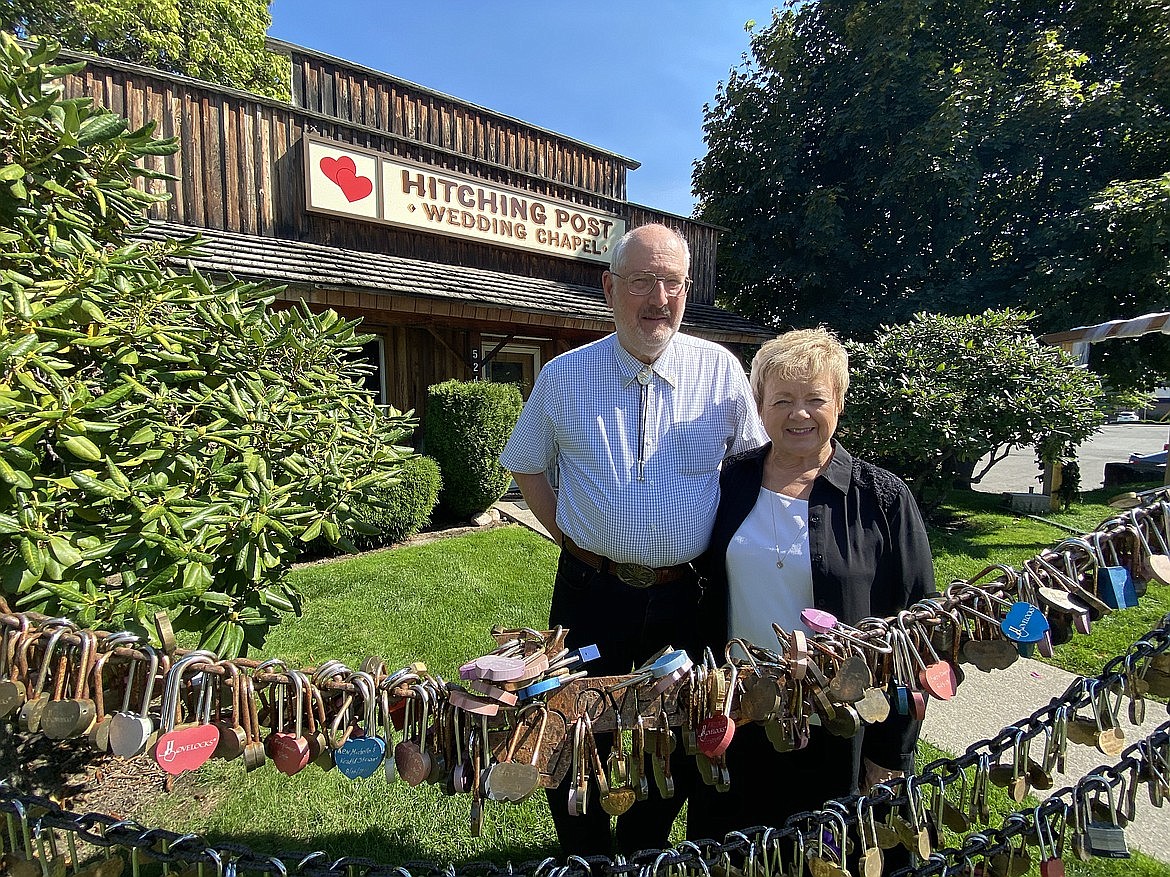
510 471 562 544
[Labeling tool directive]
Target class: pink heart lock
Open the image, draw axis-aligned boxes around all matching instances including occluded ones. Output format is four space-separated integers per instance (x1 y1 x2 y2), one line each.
152 724 220 775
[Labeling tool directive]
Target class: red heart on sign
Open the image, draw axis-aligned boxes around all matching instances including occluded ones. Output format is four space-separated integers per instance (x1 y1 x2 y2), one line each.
153 724 220 775
319 155 356 183
334 167 373 202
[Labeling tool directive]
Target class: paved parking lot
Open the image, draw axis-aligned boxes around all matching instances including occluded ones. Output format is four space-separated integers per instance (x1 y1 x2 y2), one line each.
975 423 1169 494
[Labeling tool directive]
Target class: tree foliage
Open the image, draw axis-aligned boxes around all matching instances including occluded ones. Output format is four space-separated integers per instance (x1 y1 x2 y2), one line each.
4 0 290 100
695 0 1170 390
839 309 1104 512
0 35 414 655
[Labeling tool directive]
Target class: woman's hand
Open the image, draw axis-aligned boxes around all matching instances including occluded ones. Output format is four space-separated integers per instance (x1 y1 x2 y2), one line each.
861 757 904 794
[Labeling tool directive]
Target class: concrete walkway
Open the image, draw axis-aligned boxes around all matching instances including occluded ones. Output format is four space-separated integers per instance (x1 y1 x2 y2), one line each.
496 499 552 540
494 500 1169 861
923 656 1169 862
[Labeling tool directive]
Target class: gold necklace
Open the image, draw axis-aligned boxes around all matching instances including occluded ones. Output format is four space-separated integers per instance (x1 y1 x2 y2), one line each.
768 488 808 570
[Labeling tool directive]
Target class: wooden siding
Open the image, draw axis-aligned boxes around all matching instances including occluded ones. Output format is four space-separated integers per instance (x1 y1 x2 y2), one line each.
62 54 720 303
290 49 629 203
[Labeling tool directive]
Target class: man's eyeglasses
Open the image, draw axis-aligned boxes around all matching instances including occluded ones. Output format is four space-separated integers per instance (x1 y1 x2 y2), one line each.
610 271 693 297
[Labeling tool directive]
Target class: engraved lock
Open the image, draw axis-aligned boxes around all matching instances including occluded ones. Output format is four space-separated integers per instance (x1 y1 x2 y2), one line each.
151 651 219 776
333 670 384 779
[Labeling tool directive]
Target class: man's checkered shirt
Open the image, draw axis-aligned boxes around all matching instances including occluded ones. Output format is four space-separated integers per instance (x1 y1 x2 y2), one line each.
500 333 767 567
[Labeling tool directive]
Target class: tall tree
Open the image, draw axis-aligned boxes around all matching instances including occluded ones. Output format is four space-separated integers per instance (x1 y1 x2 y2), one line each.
4 0 289 100
695 0 1170 389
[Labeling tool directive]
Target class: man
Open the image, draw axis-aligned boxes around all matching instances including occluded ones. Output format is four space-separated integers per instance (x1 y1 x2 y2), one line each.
500 223 767 856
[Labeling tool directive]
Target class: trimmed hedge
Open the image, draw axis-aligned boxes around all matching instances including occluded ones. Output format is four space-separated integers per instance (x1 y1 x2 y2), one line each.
427 380 523 520
351 455 443 548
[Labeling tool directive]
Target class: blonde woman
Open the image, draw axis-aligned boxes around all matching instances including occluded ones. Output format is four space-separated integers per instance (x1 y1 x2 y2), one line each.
687 328 936 840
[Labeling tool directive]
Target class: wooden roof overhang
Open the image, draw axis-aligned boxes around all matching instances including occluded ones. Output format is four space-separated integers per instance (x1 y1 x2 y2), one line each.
138 222 774 346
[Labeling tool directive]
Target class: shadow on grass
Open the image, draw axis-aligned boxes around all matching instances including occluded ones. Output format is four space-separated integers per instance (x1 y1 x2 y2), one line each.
185 827 561 870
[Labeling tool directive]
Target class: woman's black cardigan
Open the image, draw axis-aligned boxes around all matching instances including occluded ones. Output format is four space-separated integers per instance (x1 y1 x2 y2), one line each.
696 441 937 773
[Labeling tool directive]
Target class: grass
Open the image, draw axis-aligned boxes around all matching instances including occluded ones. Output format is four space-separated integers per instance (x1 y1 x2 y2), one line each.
930 484 1170 680
917 742 1170 877
141 486 1170 871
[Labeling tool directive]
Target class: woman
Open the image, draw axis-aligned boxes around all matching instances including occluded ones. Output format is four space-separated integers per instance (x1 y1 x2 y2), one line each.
687 328 936 840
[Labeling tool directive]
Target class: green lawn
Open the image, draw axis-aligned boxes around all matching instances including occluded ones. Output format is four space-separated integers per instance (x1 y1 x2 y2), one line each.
143 487 1169 872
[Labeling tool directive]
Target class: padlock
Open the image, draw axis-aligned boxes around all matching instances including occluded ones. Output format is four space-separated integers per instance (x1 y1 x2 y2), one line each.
1082 779 1130 859
1034 805 1066 877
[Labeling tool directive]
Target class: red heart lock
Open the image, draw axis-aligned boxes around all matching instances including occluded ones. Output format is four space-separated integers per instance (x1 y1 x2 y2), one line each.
319 155 356 183
333 167 373 202
153 724 220 775
268 732 311 776
697 715 735 758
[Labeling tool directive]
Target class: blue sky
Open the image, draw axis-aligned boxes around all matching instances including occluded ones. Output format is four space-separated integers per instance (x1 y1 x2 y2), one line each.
267 1 779 217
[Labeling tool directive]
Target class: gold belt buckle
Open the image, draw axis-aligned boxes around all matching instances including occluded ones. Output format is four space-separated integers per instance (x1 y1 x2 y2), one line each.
614 563 657 589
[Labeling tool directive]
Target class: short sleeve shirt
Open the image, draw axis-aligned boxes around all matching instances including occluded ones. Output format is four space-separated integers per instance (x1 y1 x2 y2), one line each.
500 332 767 566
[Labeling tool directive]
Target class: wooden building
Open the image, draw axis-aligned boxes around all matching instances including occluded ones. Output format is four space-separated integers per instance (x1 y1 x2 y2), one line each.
61 39 770 436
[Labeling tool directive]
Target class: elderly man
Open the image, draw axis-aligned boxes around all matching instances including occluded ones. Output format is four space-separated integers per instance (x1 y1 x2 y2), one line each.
500 223 766 856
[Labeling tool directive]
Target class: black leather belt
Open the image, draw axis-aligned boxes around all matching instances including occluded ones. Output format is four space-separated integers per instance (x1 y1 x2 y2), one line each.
561 535 694 588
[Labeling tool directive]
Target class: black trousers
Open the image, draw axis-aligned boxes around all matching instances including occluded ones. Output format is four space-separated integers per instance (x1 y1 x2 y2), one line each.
545 548 703 858
686 722 912 874
686 721 856 841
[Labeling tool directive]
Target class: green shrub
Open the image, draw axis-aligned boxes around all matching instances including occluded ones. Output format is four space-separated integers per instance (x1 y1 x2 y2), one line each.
426 380 523 521
0 36 416 656
350 455 441 548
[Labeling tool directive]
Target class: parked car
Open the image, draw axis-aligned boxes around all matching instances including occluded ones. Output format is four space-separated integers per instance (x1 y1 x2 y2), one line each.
1113 411 1141 423
1129 449 1167 465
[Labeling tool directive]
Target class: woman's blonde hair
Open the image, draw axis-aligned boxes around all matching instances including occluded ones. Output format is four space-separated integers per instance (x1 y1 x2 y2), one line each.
749 327 849 407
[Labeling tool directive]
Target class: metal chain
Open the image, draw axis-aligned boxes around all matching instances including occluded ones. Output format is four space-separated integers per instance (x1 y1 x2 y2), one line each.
1 614 1165 877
